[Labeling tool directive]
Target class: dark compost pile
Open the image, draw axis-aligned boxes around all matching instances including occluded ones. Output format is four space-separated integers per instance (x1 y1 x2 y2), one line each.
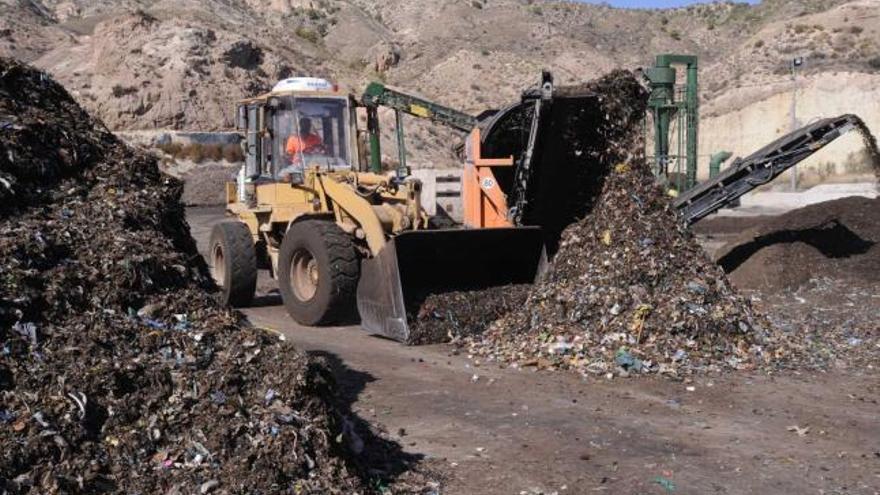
718 196 880 291
0 58 426 494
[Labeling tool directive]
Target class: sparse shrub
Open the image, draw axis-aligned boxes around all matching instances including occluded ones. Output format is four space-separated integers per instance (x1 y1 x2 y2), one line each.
669 30 681 41
850 26 864 35
868 56 880 71
306 8 323 20
157 142 183 157
480 49 490 56
793 24 810 34
202 143 224 162
754 39 764 48
832 40 847 53
529 5 542 15
471 0 483 9
816 161 836 181
180 143 205 164
222 144 244 163
295 26 320 43
348 59 368 71
111 85 137 98
843 149 873 174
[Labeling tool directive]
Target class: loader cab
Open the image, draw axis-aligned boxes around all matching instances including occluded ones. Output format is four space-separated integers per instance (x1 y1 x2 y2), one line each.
236 77 358 182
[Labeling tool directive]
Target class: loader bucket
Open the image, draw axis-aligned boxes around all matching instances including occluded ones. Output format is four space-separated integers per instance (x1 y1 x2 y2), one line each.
357 227 545 342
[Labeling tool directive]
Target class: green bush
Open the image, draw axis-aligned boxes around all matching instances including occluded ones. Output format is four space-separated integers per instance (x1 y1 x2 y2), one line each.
295 26 320 43
867 56 880 71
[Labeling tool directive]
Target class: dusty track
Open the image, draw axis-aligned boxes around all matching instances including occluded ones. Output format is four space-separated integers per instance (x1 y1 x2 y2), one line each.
189 207 880 494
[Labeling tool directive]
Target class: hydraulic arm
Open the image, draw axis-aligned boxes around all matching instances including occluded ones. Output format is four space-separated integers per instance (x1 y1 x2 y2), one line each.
361 82 477 176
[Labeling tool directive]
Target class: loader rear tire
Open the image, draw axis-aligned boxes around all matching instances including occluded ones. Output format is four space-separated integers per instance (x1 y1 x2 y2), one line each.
209 222 257 307
278 220 360 325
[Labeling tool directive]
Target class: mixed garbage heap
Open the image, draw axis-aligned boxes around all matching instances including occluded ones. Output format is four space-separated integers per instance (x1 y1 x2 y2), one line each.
0 58 417 494
414 71 776 375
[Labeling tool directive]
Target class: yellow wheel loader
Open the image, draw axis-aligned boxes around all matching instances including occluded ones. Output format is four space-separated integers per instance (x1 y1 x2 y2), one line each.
209 77 544 341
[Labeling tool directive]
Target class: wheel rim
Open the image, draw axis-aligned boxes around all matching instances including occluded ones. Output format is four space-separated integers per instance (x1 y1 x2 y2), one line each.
211 243 226 287
290 248 318 301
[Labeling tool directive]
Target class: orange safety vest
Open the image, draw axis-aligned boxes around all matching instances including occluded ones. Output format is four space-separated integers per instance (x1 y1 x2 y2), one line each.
286 133 323 157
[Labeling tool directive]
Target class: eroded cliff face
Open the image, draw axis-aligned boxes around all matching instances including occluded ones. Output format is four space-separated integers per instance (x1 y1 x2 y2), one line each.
699 71 880 183
2 0 877 176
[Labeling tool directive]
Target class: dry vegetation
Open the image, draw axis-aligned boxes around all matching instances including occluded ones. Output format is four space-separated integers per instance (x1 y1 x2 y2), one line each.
156 142 244 164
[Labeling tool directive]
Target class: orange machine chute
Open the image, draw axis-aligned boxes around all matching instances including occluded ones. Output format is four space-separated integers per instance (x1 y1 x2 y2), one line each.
461 128 515 228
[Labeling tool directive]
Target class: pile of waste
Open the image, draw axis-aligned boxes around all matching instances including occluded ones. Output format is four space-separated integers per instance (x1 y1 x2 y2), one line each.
471 157 771 376
0 58 427 493
718 196 880 291
406 285 530 345
417 71 776 375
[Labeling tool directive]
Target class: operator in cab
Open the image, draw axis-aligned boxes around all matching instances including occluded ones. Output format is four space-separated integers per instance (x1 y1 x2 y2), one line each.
286 118 323 158
279 118 325 182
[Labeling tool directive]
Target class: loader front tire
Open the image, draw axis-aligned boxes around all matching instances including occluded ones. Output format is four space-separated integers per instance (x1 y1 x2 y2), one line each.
209 222 258 307
278 220 360 325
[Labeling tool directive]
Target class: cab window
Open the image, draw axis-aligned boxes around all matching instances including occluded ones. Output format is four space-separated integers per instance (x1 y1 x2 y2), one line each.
273 97 350 179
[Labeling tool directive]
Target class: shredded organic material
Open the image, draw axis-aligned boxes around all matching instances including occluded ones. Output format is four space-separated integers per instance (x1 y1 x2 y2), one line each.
718 196 880 291
851 116 880 182
406 285 531 346
0 58 430 494
471 155 771 376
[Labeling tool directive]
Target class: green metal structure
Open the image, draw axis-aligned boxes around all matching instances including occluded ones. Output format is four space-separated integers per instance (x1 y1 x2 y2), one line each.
709 150 733 178
361 82 477 176
645 54 699 191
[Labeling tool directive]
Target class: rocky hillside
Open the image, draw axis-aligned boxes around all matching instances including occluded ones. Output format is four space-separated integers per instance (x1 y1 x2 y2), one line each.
2 0 878 172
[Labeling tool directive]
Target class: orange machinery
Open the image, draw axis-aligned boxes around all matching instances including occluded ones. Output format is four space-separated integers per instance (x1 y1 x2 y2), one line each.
461 128 516 228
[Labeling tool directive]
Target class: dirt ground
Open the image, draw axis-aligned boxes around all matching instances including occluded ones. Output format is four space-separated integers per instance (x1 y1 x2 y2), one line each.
188 207 880 495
